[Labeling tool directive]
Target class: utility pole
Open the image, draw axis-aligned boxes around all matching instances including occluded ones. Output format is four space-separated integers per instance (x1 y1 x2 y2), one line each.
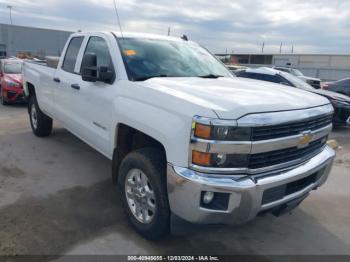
167 27 171 36
279 42 282 54
262 42 265 54
291 44 294 54
7 5 13 25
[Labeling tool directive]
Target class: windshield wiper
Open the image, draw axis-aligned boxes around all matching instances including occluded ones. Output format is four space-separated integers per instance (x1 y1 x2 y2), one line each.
198 74 224 79
134 74 169 81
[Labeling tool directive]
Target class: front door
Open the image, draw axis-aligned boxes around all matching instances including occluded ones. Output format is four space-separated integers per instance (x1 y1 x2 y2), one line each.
70 36 116 157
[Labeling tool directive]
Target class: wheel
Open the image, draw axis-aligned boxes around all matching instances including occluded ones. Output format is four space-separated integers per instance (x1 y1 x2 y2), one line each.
118 148 170 240
28 96 53 137
0 86 8 105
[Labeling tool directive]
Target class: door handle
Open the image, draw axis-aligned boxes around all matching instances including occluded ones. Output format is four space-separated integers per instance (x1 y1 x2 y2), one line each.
53 77 60 83
71 84 80 90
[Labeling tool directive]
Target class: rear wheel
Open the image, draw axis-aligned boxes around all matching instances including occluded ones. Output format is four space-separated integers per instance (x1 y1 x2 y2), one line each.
28 96 53 137
118 148 170 240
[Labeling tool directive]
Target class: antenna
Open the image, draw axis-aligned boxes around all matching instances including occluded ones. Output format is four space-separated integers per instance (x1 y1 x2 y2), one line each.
113 0 124 39
262 42 265 54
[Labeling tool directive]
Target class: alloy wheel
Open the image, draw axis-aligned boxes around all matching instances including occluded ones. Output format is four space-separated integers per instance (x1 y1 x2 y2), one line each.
125 168 156 224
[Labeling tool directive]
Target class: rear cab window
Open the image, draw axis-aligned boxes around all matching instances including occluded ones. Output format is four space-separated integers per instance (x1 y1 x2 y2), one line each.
62 37 84 73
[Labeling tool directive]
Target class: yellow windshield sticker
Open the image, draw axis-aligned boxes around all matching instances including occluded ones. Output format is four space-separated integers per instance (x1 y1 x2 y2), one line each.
124 49 137 56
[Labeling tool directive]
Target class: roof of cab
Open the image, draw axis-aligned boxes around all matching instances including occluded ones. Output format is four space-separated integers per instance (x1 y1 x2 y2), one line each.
70 31 191 43
111 32 186 42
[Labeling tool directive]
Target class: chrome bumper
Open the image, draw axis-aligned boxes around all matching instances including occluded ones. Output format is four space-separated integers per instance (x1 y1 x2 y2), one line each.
167 146 335 224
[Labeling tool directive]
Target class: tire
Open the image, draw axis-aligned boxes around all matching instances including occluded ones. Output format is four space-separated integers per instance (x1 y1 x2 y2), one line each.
0 86 8 105
28 95 53 137
118 148 170 240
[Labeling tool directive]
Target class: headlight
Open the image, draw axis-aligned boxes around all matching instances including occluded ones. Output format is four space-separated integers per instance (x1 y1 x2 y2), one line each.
6 81 20 87
193 122 251 141
191 117 251 169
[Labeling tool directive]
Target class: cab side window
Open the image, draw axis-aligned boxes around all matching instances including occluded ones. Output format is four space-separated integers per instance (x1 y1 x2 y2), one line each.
62 37 84 73
84 37 114 71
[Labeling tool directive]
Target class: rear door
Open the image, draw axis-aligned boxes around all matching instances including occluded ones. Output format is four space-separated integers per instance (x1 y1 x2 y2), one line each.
53 36 85 128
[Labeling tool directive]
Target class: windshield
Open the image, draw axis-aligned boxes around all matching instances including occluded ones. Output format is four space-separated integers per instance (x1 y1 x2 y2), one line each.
280 72 314 90
291 68 303 77
118 38 232 81
4 63 22 74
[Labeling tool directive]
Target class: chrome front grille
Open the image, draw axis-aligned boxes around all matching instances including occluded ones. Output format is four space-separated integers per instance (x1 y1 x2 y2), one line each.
190 104 334 176
251 114 333 141
248 137 327 170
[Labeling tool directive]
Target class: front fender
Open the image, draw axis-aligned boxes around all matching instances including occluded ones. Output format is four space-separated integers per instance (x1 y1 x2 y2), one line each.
112 96 193 167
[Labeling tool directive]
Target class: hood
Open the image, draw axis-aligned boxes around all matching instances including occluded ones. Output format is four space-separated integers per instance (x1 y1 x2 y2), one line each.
311 89 350 102
4 74 23 85
298 76 320 82
140 77 330 119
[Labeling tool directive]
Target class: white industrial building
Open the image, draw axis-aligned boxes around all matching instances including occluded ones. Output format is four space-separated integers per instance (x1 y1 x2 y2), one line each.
0 23 72 58
217 53 350 81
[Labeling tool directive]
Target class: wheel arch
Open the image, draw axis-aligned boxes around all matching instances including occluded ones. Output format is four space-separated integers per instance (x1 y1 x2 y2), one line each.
112 123 167 184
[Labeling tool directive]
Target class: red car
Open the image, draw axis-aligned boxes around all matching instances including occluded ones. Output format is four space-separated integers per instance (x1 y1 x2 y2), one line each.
0 59 24 105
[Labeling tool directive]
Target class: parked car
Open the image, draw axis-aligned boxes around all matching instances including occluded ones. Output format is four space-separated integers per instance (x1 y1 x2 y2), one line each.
23 32 335 239
273 66 321 89
0 59 24 105
322 77 350 97
236 67 350 126
226 64 248 75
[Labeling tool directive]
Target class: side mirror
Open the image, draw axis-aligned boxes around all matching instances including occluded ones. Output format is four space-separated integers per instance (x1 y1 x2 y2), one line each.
99 66 115 84
81 53 98 82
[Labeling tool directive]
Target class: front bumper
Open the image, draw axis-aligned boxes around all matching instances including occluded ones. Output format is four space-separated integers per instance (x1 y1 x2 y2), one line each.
167 146 335 224
2 87 24 103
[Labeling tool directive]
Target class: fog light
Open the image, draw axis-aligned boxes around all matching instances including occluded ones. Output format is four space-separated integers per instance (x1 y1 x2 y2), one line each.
202 191 215 204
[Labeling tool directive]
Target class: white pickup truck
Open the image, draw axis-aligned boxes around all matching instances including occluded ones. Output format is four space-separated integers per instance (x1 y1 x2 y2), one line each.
23 32 335 239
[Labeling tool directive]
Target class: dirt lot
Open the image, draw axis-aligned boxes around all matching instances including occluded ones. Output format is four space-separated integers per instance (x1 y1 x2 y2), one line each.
0 104 349 258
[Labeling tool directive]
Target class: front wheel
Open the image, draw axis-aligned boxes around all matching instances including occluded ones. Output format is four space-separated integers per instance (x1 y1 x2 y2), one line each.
28 96 53 137
118 148 170 240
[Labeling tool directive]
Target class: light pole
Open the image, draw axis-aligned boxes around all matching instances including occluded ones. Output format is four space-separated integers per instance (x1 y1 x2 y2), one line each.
7 5 13 25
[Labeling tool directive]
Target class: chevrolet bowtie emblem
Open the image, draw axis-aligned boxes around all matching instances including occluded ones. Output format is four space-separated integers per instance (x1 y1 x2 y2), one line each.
298 131 312 148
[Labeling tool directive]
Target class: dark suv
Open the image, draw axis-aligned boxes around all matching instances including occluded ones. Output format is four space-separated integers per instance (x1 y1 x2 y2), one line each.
273 66 321 89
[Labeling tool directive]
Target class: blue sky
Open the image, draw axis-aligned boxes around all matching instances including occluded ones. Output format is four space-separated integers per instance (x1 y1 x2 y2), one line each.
0 0 349 54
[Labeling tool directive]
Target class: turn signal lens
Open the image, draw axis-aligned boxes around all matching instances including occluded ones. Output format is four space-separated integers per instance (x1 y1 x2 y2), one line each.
194 123 211 139
192 151 211 166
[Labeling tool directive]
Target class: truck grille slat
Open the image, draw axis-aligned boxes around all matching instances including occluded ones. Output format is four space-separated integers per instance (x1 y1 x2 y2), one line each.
248 137 326 169
252 114 332 141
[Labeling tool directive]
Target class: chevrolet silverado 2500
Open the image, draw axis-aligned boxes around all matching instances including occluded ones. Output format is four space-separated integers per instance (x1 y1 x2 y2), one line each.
23 32 335 239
